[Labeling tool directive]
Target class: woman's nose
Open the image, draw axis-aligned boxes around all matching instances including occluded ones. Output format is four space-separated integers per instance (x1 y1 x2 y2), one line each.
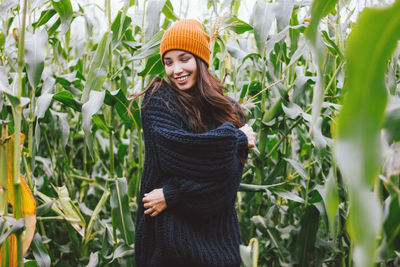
173 63 183 74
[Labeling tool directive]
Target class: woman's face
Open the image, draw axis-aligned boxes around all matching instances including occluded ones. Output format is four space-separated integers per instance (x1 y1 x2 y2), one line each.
163 50 197 91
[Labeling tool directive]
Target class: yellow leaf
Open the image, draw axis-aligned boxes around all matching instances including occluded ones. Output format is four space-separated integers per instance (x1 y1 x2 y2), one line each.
0 132 36 266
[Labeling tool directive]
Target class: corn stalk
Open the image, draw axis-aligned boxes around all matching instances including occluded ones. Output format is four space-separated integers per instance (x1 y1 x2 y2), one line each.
9 0 29 266
0 125 10 267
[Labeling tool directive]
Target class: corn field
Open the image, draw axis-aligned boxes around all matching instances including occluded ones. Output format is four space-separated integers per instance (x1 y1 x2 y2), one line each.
0 0 400 266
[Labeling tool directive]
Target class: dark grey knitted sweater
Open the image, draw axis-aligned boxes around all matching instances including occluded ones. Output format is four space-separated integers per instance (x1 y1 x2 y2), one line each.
134 84 248 267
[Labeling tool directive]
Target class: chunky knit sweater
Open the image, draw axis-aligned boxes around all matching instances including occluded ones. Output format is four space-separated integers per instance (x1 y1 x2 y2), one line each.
134 84 248 267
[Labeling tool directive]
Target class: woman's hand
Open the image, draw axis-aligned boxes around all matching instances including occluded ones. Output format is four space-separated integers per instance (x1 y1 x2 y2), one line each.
239 124 256 148
143 188 167 217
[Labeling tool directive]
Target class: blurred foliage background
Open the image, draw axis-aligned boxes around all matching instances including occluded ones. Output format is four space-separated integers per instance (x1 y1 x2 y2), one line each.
0 0 400 266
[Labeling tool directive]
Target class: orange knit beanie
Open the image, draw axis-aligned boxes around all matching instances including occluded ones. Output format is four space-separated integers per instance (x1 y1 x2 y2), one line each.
160 19 211 67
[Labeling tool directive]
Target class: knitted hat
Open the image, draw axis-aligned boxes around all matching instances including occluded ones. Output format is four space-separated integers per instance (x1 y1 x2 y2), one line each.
160 19 211 67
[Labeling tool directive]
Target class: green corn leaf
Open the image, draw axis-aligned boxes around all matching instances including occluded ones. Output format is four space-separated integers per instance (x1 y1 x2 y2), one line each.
323 170 339 236
34 92 53 151
284 158 307 179
111 10 132 47
110 177 135 245
32 9 57 29
84 190 110 245
138 54 164 78
306 0 338 143
238 182 285 192
335 2 400 188
87 252 99 267
25 29 48 89
383 195 400 250
92 114 111 133
0 0 18 18
269 187 304 203
0 217 25 245
82 90 105 157
144 0 167 42
24 260 38 267
226 17 253 34
34 93 53 120
274 0 294 32
36 201 54 217
53 111 70 149
251 0 274 56
0 32 5 48
47 18 61 36
296 205 320 266
52 0 73 35
81 32 111 103
383 96 400 129
262 87 289 124
31 232 51 267
54 185 86 235
322 30 344 59
334 2 400 266
239 238 259 267
107 244 135 263
162 0 178 21
128 31 163 61
53 90 82 111
305 0 338 45
104 89 135 128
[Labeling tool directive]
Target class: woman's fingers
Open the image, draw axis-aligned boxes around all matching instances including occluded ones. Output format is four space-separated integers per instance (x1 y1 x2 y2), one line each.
142 188 166 217
144 206 160 217
239 124 256 148
150 210 158 217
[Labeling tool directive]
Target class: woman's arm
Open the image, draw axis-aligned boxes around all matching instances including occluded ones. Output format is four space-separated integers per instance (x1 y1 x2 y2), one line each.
143 175 239 218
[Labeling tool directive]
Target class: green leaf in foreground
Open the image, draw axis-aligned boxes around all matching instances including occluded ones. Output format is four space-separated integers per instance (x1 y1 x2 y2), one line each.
334 2 400 267
335 2 400 188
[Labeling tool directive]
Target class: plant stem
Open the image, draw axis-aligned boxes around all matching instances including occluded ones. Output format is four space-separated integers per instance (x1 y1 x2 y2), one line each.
109 108 115 178
12 0 28 266
0 126 9 267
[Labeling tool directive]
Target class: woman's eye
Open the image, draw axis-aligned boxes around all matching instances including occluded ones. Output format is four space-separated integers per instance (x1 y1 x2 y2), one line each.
164 61 172 66
181 57 190 62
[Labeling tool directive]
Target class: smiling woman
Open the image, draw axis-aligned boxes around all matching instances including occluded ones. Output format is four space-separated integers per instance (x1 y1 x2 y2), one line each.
130 19 255 267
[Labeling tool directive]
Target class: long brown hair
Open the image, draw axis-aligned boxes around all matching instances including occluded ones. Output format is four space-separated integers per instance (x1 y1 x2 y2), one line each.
130 55 246 133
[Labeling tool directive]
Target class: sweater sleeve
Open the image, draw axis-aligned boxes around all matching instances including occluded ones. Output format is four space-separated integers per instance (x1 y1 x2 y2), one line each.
162 176 239 217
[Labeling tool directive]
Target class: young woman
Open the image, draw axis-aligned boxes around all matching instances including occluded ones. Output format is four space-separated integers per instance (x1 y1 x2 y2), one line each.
133 19 255 267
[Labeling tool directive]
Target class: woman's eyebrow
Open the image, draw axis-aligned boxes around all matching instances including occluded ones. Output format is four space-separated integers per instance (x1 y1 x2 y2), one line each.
178 52 189 57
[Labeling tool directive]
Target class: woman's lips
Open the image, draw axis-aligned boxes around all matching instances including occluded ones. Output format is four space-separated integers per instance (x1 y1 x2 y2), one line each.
175 75 189 83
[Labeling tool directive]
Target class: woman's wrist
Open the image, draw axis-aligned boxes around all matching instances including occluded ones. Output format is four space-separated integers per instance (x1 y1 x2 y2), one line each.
162 184 180 208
